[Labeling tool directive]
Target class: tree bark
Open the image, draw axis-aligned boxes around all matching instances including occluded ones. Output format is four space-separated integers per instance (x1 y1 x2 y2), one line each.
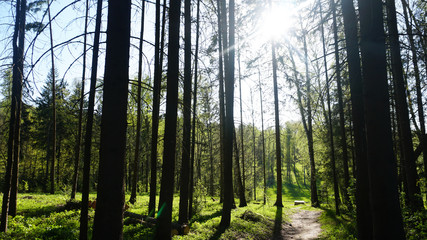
178 0 192 224
155 0 181 238
1 0 26 231
129 0 146 205
358 0 406 237
92 0 131 238
386 0 424 211
340 0 372 236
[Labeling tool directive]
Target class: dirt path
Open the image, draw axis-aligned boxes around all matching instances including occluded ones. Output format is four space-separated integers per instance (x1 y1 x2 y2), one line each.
277 209 322 240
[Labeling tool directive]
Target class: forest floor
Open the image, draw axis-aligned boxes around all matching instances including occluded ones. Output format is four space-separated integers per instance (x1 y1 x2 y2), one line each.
278 208 322 240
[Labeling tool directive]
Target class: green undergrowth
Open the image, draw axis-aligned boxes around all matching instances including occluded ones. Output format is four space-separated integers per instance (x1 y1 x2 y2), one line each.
317 207 357 240
0 183 324 239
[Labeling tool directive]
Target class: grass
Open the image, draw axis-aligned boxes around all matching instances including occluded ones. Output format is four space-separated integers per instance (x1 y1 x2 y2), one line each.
0 183 354 239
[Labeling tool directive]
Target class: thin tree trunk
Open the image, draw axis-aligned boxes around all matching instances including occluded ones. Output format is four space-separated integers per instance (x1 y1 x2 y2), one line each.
148 0 164 217
251 90 257 201
155 0 181 238
331 0 350 210
237 40 246 194
188 0 200 219
358 0 406 236
219 0 235 230
70 0 89 201
47 0 56 195
233 128 247 207
386 0 423 211
1 0 26 231
92 0 131 238
129 0 146 205
258 71 267 205
401 0 427 203
339 0 372 236
178 0 192 224
320 2 340 215
78 0 103 238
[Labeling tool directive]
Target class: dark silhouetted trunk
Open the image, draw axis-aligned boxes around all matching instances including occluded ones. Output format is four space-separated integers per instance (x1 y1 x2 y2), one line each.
178 0 191 224
340 0 372 236
1 0 26 231
358 0 406 237
92 0 131 238
48 0 56 195
154 0 181 238
79 0 102 238
188 0 200 219
233 128 247 207
258 71 267 205
70 0 89 201
386 0 423 211
129 0 146 205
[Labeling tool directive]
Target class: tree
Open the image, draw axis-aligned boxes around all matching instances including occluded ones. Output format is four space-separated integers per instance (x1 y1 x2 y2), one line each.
219 0 236 229
154 0 181 238
0 0 26 232
178 0 192 224
358 0 406 237
339 0 372 236
386 0 423 211
92 0 131 238
129 0 146 205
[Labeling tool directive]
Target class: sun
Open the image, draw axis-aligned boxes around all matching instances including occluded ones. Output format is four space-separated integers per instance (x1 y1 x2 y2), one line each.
258 3 295 43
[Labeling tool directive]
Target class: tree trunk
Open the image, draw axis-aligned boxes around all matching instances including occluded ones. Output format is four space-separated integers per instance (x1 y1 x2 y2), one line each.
340 0 372 236
155 0 181 238
47 0 56 195
70 0 89 201
251 90 257 201
331 0 350 210
320 2 340 215
129 0 146 205
233 128 247 207
386 0 424 211
148 0 166 217
358 0 406 237
78 0 103 238
1 0 26 231
92 0 131 238
401 0 427 203
188 0 200 219
178 0 192 224
258 71 267 205
219 0 235 230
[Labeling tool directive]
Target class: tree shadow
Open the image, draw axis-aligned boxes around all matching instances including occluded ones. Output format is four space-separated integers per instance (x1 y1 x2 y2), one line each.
273 206 283 240
209 226 225 240
191 209 222 224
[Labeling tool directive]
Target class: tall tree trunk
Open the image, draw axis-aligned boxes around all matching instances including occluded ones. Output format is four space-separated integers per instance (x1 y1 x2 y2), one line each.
148 0 165 217
79 0 103 238
251 90 257 201
340 0 372 236
331 0 351 210
47 0 56 195
178 0 192 224
271 43 283 208
258 71 267 205
386 0 424 211
233 128 247 207
358 0 406 237
1 0 26 231
188 0 200 219
320 2 340 215
401 0 427 203
129 0 146 205
70 0 89 201
92 0 131 238
237 41 246 193
155 0 181 238
219 0 235 230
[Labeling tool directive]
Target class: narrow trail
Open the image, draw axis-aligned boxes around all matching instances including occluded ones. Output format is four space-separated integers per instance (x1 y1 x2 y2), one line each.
274 208 323 240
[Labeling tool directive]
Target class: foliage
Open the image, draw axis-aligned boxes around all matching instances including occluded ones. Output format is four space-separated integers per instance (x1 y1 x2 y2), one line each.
318 208 357 240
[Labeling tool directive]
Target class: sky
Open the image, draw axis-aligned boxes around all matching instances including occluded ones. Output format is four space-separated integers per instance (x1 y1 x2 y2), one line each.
0 0 308 130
